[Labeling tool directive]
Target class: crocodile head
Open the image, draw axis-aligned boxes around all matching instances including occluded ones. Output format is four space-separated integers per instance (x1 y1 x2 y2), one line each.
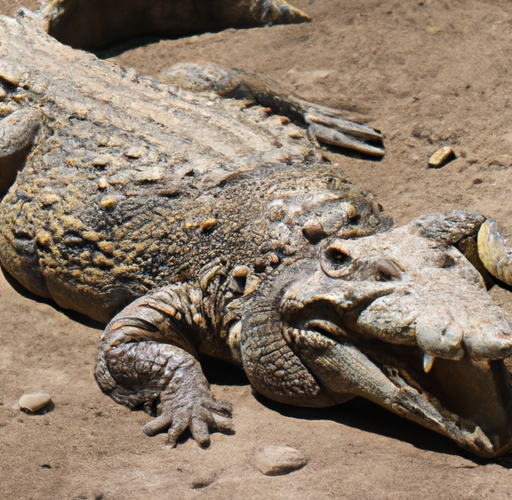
280 211 512 457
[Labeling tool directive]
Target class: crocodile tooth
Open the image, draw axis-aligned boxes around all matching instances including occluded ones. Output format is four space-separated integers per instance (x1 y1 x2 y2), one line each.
423 353 436 373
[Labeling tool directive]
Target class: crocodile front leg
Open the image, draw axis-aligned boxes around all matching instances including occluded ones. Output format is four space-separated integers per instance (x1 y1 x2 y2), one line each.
95 284 234 447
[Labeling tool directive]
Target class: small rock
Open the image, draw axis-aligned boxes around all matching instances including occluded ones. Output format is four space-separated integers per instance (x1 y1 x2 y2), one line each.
503 132 512 145
492 154 512 167
255 445 308 476
19 393 52 413
428 146 455 168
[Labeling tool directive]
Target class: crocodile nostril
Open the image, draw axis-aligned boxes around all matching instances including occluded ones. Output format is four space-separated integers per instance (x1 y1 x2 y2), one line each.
375 258 402 282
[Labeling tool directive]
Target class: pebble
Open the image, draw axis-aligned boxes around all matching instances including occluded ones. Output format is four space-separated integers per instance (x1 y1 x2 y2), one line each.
502 132 512 144
255 445 308 476
19 393 52 413
428 146 455 167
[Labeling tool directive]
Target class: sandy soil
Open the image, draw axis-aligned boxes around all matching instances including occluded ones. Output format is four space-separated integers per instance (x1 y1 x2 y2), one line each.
3 0 512 498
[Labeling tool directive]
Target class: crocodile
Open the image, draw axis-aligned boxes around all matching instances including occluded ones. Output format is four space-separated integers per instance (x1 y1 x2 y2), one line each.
2 2 512 458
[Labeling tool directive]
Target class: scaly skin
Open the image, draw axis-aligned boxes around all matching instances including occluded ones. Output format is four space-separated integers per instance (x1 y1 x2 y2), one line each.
0 14 385 323
2 8 512 456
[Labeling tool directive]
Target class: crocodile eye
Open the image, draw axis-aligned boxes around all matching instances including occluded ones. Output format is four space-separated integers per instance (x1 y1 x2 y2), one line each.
320 245 355 280
325 247 353 268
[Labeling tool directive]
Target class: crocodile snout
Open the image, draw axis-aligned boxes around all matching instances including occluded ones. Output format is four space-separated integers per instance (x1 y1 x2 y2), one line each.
416 311 512 363
462 321 512 360
416 317 464 360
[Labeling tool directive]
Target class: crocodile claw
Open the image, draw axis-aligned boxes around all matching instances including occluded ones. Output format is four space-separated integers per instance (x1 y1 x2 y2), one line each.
143 392 234 448
305 109 385 157
263 0 312 24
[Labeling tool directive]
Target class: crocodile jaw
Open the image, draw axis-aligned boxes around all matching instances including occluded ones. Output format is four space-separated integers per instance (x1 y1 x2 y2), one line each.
366 349 512 457
282 319 512 457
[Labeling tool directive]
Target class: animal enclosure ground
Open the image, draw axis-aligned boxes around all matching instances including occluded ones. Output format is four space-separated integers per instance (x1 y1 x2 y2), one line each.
2 0 512 498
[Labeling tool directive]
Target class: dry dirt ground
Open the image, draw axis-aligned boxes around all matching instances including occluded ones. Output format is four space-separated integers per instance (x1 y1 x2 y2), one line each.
3 0 512 498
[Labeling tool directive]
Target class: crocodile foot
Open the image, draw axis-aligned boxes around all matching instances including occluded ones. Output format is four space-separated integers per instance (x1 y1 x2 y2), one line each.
144 385 234 448
161 61 385 158
303 103 384 157
26 0 311 51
